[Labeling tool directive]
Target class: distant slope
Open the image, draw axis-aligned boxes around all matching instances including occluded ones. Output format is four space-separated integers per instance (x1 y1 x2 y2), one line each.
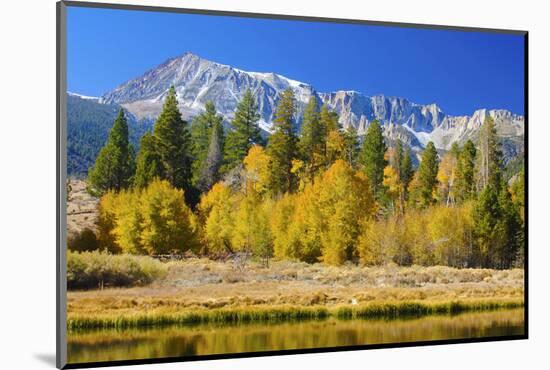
67 93 153 177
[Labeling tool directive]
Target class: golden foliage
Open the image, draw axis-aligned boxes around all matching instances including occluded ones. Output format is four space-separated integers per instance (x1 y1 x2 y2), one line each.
242 145 271 196
198 182 236 254
97 179 199 255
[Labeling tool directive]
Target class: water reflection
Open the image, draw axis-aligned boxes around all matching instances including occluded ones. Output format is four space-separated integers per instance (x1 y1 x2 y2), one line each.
68 309 524 364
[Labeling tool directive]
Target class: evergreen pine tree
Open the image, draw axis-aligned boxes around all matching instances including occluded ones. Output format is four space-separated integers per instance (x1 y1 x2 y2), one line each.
342 126 360 168
197 121 224 193
496 185 522 269
224 89 263 170
298 96 325 180
456 139 477 202
267 88 298 195
400 147 414 197
417 141 439 207
473 184 501 268
390 140 408 214
153 86 192 191
133 132 162 189
190 101 223 184
359 120 387 197
319 104 340 133
477 115 503 191
87 109 134 195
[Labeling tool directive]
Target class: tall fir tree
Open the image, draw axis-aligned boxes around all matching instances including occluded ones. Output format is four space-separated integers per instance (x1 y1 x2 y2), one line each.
224 89 263 170
197 121 224 193
390 139 411 214
359 120 387 197
416 141 439 207
496 185 522 269
299 96 325 181
153 86 192 191
472 184 501 268
400 146 414 197
190 101 223 184
342 126 360 169
133 132 162 189
476 115 503 191
267 88 298 195
455 139 477 202
87 109 134 195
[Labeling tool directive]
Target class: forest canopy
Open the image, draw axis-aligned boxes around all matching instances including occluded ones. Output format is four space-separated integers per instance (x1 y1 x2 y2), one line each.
76 87 525 269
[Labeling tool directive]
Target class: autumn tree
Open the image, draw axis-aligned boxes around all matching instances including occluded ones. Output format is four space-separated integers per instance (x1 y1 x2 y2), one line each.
437 151 458 205
96 190 121 253
231 193 273 265
198 182 235 255
139 180 199 254
270 193 298 260
325 129 346 167
316 160 375 265
242 145 271 197
110 189 145 254
97 179 199 255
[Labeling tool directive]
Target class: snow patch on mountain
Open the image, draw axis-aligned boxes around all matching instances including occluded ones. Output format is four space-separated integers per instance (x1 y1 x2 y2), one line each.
403 124 431 147
68 91 99 101
96 52 524 159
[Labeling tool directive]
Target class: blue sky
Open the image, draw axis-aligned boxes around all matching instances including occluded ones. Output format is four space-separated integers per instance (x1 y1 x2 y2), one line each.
67 6 525 116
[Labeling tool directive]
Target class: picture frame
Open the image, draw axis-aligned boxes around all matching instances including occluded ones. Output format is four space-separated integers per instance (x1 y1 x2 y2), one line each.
57 1 528 368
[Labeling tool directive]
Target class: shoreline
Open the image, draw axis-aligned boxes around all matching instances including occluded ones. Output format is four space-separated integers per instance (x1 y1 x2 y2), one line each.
68 298 524 330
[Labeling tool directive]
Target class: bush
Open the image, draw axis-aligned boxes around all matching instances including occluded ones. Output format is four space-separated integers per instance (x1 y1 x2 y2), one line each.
67 228 99 252
67 251 167 290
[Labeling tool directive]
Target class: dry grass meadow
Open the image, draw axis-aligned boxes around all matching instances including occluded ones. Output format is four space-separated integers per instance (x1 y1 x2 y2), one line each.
67 257 524 328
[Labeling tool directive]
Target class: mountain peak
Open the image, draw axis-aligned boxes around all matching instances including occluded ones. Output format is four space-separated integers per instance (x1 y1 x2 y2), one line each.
97 53 523 158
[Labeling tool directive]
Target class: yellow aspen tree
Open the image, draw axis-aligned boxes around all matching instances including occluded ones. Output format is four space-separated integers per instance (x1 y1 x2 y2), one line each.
270 193 297 260
139 179 199 255
198 182 236 254
316 160 375 265
242 145 271 196
437 152 458 206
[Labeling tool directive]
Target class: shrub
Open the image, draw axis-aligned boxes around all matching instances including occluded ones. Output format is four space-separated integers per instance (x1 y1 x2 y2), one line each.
67 251 167 290
67 228 99 252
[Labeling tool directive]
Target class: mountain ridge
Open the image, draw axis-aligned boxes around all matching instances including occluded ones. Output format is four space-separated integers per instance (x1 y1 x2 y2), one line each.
68 52 524 171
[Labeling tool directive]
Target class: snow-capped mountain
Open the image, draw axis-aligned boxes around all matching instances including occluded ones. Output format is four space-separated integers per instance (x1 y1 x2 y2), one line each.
101 52 316 132
96 52 523 157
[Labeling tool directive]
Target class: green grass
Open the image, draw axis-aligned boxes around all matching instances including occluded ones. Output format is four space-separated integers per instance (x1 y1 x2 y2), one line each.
67 299 523 331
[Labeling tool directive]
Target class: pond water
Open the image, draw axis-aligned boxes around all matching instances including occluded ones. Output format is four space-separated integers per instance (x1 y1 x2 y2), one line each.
67 309 524 364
